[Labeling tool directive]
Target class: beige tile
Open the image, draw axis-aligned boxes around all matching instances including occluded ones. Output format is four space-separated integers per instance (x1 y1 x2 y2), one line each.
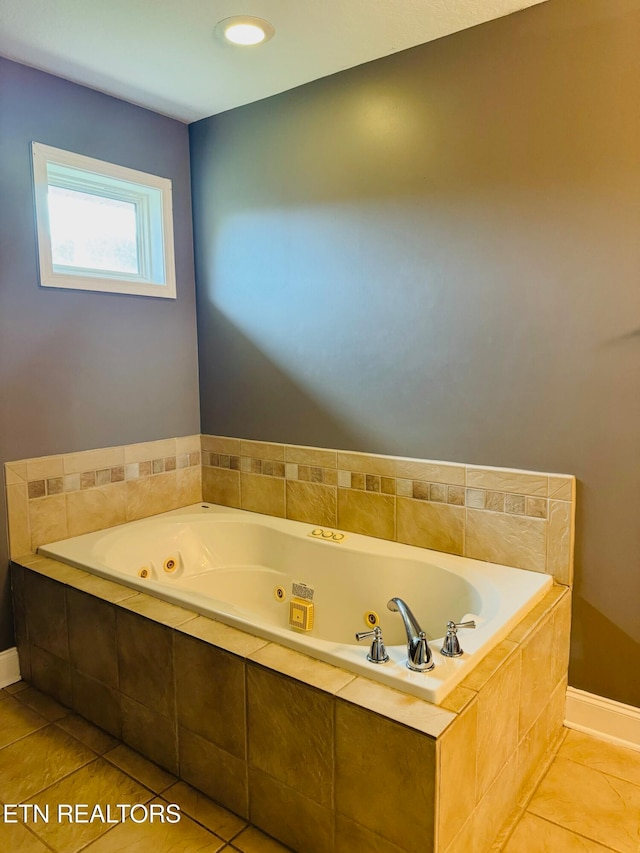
438 701 478 851
118 593 196 628
22 555 88 585
517 678 567 804
14 686 68 722
395 458 466 486
240 439 285 461
397 498 464 555
337 488 395 539
444 814 476 853
526 497 548 518
286 480 337 526
63 446 124 475
335 701 435 853
163 780 246 839
336 815 407 853
465 509 547 573
104 743 176 792
337 677 454 737
429 482 447 502
71 671 121 739
466 488 485 508
0 820 50 852
0 695 48 749
67 589 117 689
0 726 94 802
505 493 525 514
55 714 119 754
121 695 177 775
250 644 354 694
440 684 477 714
202 466 240 507
547 500 573 584
381 476 396 495
476 650 521 800
178 615 268 658
551 592 572 687
447 485 465 505
505 585 566 644
249 767 333 853
83 796 225 852
24 570 69 659
126 471 178 521
466 468 547 497
176 465 201 507
7 483 31 558
473 752 519 853
26 455 64 481
30 646 72 708
558 730 640 788
4 460 28 484
485 490 505 512
117 610 175 719
3 679 30 694
518 609 561 739
529 756 640 852
548 474 575 501
337 451 396 477
175 434 201 454
28 479 46 499
284 444 337 467
29 494 68 550
503 812 614 852
396 477 412 497
176 634 246 759
179 727 248 818
70 573 137 603
201 434 242 454
25 758 151 852
248 666 334 807
124 439 177 464
232 825 292 852
240 472 285 517
66 482 127 537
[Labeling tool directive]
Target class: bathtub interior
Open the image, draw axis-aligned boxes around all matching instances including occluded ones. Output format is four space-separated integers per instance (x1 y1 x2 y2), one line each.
88 514 482 645
39 502 553 704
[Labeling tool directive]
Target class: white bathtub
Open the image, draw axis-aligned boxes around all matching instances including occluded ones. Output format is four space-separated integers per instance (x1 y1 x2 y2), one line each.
39 503 552 704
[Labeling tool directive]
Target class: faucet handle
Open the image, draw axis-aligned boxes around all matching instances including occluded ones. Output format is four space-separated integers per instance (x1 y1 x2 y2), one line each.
355 626 389 664
440 620 476 658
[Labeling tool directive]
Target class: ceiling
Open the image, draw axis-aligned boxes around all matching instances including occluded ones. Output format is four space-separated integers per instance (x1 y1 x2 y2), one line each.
0 0 549 123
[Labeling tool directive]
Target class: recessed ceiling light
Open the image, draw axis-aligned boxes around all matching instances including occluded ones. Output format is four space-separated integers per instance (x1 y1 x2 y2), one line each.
215 16 275 46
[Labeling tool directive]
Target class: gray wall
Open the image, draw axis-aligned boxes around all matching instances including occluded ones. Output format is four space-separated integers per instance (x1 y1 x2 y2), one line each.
0 58 200 649
191 0 640 706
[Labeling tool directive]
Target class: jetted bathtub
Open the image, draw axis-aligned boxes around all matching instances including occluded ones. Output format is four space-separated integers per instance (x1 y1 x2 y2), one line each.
39 503 552 704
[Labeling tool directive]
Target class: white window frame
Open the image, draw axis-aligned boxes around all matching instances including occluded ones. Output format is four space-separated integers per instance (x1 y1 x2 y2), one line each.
31 142 176 299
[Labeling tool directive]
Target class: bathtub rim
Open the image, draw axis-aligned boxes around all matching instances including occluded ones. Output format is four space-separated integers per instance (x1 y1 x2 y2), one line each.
35 502 554 705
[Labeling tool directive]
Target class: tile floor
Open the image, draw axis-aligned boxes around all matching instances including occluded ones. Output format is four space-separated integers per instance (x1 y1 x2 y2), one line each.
1 680 639 853
0 681 290 852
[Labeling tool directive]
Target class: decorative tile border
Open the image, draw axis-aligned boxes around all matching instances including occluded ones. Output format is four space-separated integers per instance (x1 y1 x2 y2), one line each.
26 452 200 499
4 436 202 556
4 434 575 586
201 436 576 585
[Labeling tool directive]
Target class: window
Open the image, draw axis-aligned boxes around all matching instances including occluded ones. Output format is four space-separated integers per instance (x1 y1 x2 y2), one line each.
31 142 176 298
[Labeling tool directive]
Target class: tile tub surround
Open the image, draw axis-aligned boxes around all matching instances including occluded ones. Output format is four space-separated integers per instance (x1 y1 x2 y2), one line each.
11 553 571 853
5 435 575 589
4 436 202 557
201 436 576 586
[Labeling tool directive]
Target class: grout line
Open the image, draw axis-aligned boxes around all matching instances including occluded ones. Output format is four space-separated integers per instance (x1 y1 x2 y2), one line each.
519 812 621 853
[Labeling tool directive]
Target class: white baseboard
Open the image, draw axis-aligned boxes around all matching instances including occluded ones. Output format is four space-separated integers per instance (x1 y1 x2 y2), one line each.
0 647 21 688
565 686 640 753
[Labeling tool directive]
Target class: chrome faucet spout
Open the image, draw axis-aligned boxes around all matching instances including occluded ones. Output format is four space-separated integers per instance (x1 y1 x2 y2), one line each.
387 597 434 672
